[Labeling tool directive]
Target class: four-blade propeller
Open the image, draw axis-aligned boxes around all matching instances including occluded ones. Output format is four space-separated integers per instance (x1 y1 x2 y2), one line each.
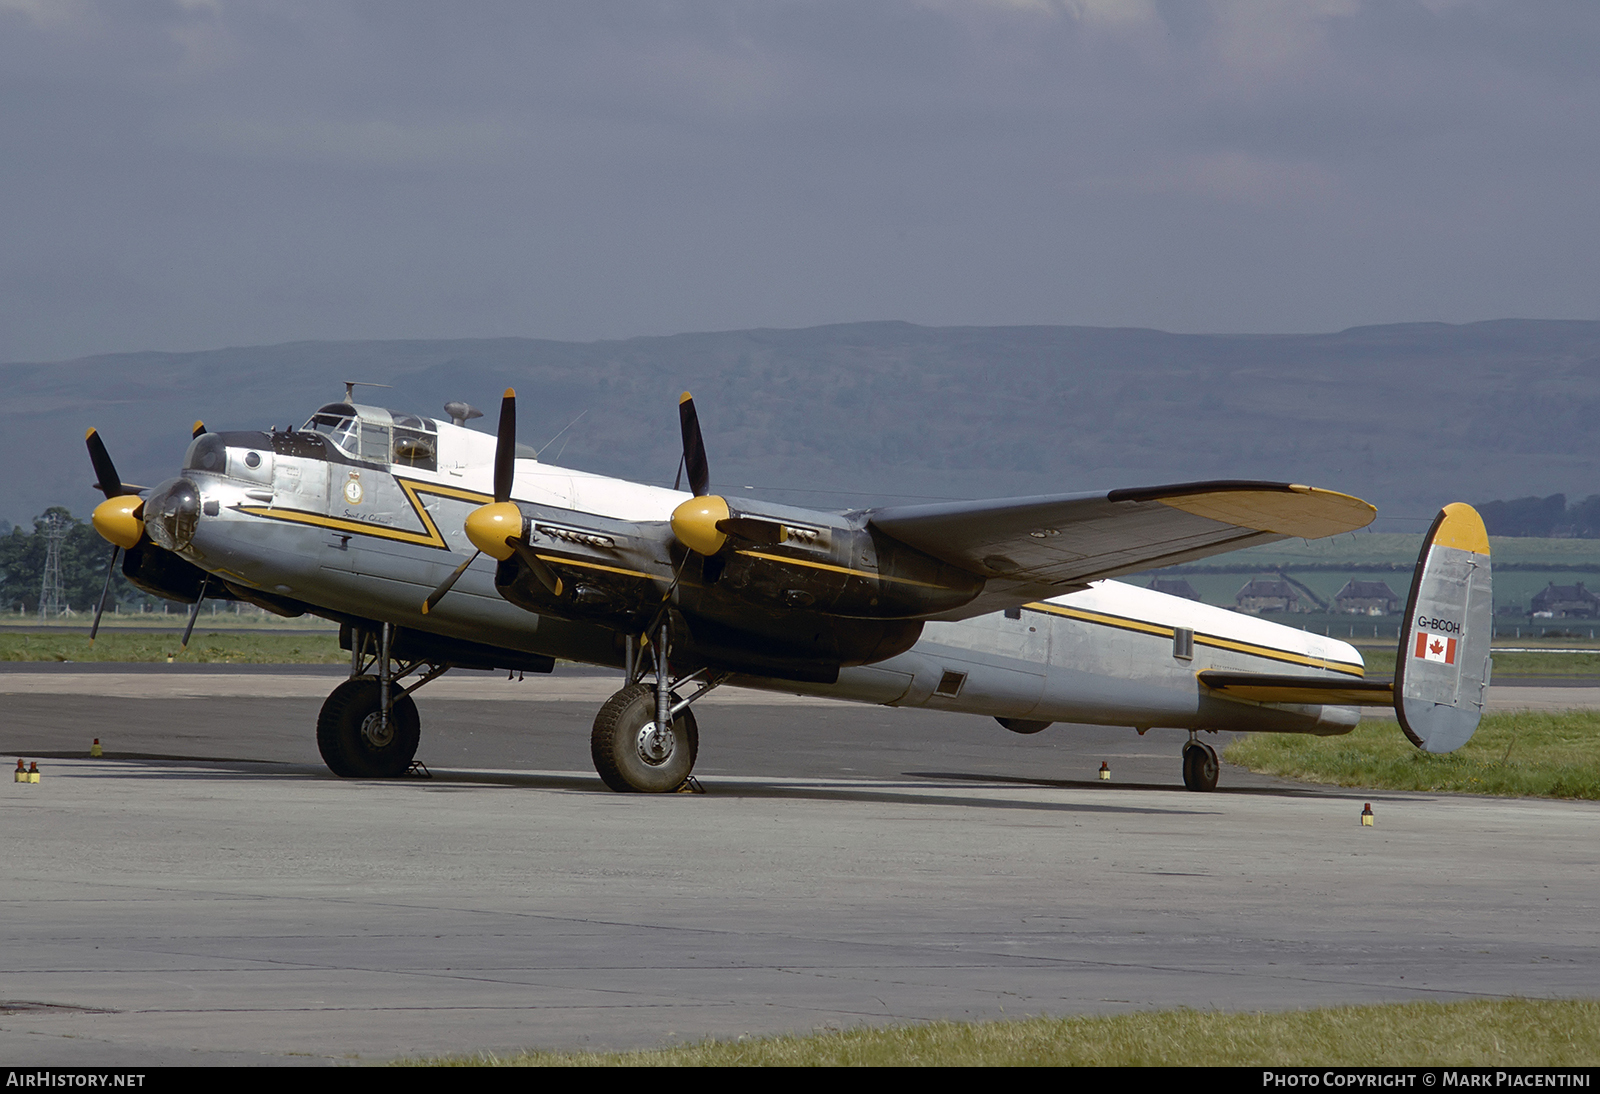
669 392 786 556
84 429 149 641
422 389 562 615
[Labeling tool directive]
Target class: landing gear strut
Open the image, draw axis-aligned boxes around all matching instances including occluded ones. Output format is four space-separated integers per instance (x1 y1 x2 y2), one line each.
1181 736 1219 792
317 622 448 778
591 623 726 792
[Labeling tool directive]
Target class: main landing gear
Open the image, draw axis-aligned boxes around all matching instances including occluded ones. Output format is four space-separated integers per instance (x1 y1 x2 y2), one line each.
317 622 449 778
591 623 728 793
1181 734 1219 792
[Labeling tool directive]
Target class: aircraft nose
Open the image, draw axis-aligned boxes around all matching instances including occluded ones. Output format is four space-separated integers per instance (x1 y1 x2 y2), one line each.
144 477 201 552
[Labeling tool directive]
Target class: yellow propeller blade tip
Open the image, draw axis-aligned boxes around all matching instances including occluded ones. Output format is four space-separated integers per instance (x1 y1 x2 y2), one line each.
503 387 516 399
679 391 693 404
85 427 97 439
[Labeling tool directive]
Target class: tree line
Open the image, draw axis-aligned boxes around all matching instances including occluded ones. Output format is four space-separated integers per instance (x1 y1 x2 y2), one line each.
0 508 156 615
1475 494 1600 538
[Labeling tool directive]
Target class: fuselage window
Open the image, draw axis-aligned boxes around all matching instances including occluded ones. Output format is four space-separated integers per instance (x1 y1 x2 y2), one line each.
308 414 360 458
359 424 392 465
182 433 227 473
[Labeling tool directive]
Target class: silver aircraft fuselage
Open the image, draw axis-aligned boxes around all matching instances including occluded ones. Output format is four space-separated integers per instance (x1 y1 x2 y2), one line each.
149 404 1366 738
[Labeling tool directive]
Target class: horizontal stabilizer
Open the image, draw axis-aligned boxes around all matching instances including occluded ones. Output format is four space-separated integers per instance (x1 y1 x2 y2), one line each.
1198 672 1394 707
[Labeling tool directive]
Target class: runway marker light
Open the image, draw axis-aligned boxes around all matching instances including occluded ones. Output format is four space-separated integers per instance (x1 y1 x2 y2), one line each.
1099 761 1111 780
14 759 25 783
1361 802 1374 827
90 738 103 758
27 762 40 784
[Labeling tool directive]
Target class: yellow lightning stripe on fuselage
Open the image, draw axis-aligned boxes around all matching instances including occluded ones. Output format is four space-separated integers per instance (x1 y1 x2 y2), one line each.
1027 601 1173 639
235 504 448 547
238 477 658 579
1193 634 1364 676
1023 601 1365 678
236 478 493 549
734 549 955 589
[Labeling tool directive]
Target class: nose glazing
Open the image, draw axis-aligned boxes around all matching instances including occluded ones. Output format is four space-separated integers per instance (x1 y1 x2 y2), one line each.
144 477 201 552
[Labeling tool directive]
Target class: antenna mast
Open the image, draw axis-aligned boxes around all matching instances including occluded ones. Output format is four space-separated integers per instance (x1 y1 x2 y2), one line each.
342 380 393 403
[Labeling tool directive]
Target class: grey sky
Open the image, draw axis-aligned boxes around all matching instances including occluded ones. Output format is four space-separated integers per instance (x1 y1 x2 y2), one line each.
3 0 1598 363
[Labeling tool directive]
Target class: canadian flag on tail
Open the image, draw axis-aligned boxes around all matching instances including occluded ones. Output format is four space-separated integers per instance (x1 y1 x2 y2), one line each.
1415 632 1457 665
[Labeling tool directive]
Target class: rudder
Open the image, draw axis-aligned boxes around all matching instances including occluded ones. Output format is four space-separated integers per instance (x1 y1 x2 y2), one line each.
1394 502 1493 753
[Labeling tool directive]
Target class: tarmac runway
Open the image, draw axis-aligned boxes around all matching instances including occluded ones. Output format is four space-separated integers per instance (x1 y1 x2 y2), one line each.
2 666 1597 1065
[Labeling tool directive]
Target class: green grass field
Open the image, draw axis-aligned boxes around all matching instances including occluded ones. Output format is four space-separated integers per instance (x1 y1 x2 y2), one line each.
405 999 1600 1066
0 610 338 631
0 630 346 663
1226 711 1600 800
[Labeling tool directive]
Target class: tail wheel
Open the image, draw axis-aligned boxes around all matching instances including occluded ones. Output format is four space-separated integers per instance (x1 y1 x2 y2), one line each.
590 682 700 793
317 676 421 778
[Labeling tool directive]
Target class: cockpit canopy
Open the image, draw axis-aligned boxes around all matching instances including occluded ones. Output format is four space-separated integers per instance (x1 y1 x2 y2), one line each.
305 403 438 470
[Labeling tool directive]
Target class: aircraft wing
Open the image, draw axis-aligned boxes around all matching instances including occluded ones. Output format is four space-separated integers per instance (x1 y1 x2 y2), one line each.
865 480 1375 594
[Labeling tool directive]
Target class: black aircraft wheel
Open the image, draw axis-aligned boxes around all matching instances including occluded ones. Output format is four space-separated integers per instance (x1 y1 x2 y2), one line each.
590 682 700 793
316 676 421 778
1181 740 1219 792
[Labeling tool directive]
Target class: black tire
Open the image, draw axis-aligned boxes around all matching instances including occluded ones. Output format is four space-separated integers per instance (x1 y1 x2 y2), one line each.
316 676 421 778
590 683 699 793
1197 742 1219 791
1181 740 1218 792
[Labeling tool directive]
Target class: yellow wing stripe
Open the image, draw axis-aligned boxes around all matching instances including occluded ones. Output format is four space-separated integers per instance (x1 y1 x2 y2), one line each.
534 555 654 581
735 550 953 589
1024 601 1365 678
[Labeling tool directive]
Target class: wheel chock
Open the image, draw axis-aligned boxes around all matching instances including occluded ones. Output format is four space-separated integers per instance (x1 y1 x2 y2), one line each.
1361 802 1374 827
90 738 103 758
13 759 25 783
27 762 40 784
676 776 706 794
1098 761 1111 780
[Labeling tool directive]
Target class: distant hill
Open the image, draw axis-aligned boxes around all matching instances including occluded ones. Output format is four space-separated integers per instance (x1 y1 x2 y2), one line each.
3 319 1598 531
1475 493 1600 538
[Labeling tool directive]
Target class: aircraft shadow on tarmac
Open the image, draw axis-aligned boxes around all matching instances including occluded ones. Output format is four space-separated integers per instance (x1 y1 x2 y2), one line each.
907 768 1369 800
46 754 1223 817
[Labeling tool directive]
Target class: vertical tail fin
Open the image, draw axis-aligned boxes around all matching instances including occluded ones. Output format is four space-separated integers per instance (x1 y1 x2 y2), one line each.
1394 503 1492 753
